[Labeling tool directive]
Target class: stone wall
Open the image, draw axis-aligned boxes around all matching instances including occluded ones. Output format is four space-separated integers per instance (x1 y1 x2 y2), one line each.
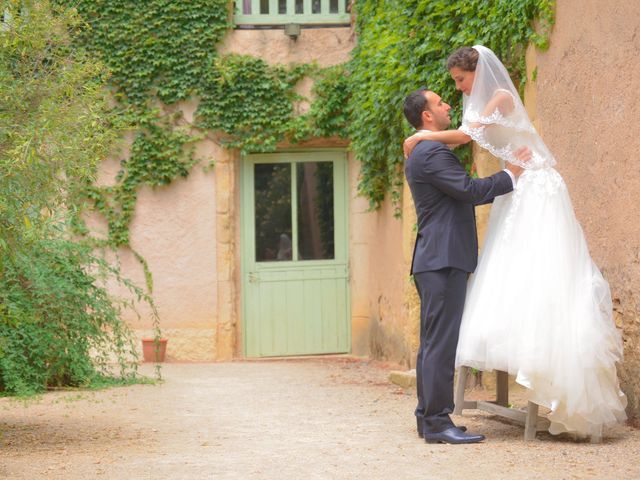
527 0 640 419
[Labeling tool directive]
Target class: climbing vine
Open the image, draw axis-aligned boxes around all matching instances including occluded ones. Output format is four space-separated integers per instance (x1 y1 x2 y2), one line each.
54 0 553 241
49 0 225 245
57 0 230 106
83 116 198 246
196 55 314 154
348 0 555 210
52 0 349 245
303 64 351 140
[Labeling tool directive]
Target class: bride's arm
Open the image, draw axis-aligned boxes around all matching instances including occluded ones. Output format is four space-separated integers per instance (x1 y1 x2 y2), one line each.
464 90 517 131
404 91 519 157
403 130 471 158
481 89 515 118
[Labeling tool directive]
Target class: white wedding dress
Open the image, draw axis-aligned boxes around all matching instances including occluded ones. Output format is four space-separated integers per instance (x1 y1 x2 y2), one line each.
454 46 627 437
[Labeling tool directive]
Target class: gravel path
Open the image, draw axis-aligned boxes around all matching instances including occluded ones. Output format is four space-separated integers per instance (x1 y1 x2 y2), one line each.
0 358 638 479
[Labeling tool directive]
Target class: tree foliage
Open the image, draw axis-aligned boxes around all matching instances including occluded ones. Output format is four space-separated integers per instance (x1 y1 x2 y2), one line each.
0 0 146 394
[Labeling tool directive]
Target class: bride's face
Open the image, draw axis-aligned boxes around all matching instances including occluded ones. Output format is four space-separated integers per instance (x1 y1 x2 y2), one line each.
450 67 475 96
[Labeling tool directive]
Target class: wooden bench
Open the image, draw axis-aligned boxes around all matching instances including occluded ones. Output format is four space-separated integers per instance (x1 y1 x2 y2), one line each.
453 366 602 443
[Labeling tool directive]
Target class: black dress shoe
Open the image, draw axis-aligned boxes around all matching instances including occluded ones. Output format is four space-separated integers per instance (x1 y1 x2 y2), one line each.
417 418 467 437
423 427 485 444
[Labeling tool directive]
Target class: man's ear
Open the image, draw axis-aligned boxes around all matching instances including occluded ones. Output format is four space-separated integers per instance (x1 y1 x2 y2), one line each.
422 109 432 125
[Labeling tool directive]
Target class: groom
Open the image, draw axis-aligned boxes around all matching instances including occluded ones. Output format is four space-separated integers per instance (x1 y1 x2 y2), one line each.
403 88 526 444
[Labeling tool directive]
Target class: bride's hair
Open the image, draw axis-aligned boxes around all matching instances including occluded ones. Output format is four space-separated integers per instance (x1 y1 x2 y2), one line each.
447 47 479 72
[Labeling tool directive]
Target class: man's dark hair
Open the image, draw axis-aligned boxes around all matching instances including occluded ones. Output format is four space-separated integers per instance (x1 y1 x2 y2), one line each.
403 88 429 129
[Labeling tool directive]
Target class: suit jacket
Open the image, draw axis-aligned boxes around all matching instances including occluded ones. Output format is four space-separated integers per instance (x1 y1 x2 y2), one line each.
405 140 514 274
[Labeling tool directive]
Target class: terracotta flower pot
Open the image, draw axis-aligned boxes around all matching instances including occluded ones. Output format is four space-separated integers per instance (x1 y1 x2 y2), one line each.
141 338 168 362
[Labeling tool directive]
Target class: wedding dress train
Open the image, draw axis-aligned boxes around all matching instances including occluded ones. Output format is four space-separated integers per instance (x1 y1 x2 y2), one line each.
455 165 627 437
454 45 627 437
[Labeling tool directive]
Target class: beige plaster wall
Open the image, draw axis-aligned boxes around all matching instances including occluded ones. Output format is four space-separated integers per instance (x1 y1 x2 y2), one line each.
528 0 640 419
99 8 640 401
472 144 502 248
93 136 227 362
219 27 354 66
364 194 414 367
347 155 376 357
348 175 420 368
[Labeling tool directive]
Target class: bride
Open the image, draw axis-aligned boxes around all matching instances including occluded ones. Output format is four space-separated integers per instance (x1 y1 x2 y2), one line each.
403 45 627 437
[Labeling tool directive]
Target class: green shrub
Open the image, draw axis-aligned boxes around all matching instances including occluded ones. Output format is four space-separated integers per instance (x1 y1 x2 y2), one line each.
0 0 147 395
0 236 141 395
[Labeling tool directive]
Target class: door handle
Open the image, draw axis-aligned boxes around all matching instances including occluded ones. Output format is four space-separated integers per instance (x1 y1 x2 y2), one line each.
248 272 259 283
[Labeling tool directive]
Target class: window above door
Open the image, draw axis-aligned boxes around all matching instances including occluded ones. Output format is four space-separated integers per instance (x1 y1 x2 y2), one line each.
235 0 351 26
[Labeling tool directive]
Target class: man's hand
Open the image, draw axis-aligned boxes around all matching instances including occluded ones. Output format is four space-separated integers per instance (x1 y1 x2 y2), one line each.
505 162 524 177
506 146 532 177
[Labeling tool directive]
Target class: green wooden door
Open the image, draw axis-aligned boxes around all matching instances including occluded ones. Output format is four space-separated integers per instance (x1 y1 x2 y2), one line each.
241 151 350 357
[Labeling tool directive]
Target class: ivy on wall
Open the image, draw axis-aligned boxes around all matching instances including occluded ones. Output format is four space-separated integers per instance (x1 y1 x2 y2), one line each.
60 0 230 106
52 0 349 245
83 118 198 246
50 0 228 245
303 64 350 140
55 0 553 243
197 55 313 154
347 0 555 210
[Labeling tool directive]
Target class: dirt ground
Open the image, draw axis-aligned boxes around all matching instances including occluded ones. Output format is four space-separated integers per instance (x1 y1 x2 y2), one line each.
0 358 639 480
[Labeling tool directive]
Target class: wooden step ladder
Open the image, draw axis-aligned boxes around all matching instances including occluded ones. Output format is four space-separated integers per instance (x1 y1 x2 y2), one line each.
453 366 602 443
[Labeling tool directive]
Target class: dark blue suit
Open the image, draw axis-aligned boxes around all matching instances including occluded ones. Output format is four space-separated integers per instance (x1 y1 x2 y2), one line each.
405 140 513 433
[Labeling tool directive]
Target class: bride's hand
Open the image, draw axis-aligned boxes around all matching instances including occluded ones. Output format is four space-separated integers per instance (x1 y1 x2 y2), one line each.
514 146 532 163
403 131 433 159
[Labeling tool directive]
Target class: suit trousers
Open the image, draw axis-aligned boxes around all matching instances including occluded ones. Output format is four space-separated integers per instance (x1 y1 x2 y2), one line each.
413 268 468 433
